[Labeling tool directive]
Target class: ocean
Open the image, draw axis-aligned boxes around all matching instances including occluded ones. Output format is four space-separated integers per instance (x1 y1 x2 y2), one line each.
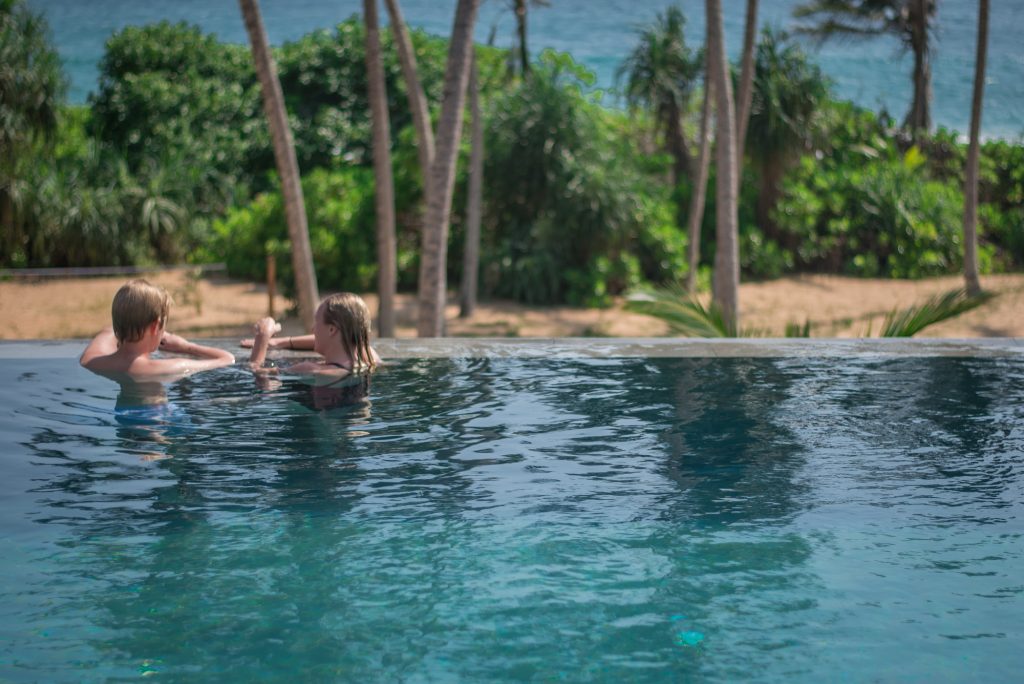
26 0 1024 139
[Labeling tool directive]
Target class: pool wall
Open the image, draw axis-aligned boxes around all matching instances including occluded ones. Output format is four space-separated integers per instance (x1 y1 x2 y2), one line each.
2 337 1021 360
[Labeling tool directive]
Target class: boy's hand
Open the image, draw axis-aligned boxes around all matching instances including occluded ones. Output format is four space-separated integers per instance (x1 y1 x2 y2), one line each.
253 317 282 339
159 332 190 354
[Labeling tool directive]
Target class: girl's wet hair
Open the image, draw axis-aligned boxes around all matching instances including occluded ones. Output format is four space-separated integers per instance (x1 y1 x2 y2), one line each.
320 293 376 370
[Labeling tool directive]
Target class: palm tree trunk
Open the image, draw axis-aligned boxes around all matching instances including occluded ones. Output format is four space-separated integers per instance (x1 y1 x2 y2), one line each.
383 0 436 188
903 0 932 135
706 0 739 332
239 0 319 331
364 0 397 337
665 99 690 190
460 53 483 318
756 154 786 241
685 76 713 293
417 0 480 337
515 0 529 75
734 0 758 167
963 0 988 297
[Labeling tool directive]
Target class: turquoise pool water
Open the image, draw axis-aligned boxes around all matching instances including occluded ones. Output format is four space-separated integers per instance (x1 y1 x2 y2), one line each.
1 350 1022 681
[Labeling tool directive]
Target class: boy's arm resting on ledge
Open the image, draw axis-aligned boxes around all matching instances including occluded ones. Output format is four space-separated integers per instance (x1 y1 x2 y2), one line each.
161 332 235 367
80 327 118 367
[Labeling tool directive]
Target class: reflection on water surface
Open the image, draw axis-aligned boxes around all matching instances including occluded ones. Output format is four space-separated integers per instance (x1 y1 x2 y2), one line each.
1 356 1022 681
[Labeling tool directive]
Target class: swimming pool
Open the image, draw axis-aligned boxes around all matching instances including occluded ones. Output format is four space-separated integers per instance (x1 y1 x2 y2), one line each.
1 339 1022 681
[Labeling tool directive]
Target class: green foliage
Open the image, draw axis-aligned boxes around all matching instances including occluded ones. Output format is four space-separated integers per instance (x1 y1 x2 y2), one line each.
199 167 399 295
773 145 968 277
617 5 702 129
747 27 830 165
3 102 238 269
3 6 1023 310
784 320 812 337
1 0 67 266
91 22 264 176
977 139 1024 270
484 52 680 306
89 19 507 192
880 288 995 337
0 0 65 154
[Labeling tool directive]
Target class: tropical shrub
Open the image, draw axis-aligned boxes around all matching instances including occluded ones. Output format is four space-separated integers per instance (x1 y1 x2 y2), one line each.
484 51 680 306
977 139 1024 270
773 145 976 277
89 22 268 188
90 19 506 192
197 166 421 295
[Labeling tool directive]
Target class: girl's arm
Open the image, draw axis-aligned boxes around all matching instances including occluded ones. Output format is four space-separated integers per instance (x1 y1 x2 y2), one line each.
248 317 282 367
240 334 314 350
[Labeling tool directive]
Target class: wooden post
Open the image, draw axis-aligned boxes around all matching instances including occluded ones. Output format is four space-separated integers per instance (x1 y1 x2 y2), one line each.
266 253 276 318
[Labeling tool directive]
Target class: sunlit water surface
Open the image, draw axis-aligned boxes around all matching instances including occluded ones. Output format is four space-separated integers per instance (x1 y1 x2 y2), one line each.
1 356 1022 682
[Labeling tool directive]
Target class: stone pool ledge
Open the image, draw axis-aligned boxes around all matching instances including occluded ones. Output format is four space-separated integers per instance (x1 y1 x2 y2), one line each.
1 337 1022 359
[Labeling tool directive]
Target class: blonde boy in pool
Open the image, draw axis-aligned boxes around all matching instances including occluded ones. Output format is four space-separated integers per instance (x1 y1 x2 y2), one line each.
246 292 381 377
80 279 235 380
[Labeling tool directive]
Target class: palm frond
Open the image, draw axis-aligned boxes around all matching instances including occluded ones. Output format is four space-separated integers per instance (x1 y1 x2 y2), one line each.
880 288 995 337
626 284 736 337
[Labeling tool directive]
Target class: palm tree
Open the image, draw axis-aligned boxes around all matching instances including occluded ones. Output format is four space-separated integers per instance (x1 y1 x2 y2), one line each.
383 0 435 191
619 7 702 193
417 0 481 336
460 52 483 318
706 0 740 331
684 74 713 293
735 0 760 166
619 5 702 272
509 0 549 76
962 0 988 297
793 0 936 136
238 0 319 330
363 0 397 337
746 28 829 236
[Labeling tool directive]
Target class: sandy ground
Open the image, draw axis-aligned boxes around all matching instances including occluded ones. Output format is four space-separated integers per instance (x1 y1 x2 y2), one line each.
1 270 1022 340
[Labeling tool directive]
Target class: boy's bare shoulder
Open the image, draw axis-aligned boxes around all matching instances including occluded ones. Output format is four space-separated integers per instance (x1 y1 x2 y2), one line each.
84 354 230 382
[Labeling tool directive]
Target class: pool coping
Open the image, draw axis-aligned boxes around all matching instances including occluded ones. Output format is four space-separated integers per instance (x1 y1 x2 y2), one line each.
2 337 1022 359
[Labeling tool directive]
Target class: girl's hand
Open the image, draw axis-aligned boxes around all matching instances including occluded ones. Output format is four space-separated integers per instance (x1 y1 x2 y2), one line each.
253 317 281 339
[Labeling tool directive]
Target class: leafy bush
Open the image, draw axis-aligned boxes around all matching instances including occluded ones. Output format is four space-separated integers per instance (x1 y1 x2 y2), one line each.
90 22 268 187
90 19 506 191
773 145 973 277
977 139 1024 270
5 105 229 268
197 166 433 295
483 51 681 306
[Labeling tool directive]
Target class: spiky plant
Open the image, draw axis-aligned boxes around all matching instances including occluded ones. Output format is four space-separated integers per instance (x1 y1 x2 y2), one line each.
626 284 736 337
880 288 994 337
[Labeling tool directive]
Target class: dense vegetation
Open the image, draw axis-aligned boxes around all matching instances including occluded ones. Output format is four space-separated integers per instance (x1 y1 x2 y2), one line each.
1 3 1021 306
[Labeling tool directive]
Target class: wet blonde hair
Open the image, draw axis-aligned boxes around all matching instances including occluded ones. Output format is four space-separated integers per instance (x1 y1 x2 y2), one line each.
320 292 376 369
111 279 171 343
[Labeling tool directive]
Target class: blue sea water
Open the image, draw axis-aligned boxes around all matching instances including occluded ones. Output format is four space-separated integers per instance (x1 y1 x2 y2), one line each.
26 0 1024 139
